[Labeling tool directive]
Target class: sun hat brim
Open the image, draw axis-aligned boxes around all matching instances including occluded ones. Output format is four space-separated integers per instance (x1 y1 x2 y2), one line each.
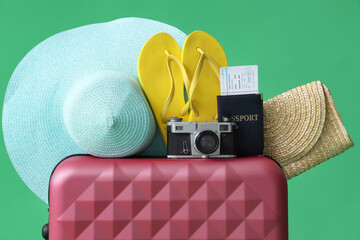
2 17 187 203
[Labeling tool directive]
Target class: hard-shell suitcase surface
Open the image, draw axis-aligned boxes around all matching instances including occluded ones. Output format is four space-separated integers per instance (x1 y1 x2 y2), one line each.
48 156 288 240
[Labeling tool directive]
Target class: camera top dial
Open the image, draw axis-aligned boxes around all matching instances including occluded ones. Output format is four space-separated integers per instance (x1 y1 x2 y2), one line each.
168 116 183 122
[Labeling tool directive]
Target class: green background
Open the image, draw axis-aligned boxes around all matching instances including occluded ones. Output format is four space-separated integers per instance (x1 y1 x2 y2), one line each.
0 0 359 239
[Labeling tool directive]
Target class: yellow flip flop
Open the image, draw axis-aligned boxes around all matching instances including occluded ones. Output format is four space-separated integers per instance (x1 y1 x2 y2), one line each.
181 31 228 122
138 33 190 144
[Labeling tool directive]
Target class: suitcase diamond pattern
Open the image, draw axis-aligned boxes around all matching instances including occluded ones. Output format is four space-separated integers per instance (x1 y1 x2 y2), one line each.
54 160 282 240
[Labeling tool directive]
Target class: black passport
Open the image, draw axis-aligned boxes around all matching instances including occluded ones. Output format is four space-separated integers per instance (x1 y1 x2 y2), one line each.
217 94 264 157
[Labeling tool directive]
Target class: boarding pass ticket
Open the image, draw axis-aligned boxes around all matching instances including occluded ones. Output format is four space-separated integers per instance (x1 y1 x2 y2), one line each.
220 65 258 95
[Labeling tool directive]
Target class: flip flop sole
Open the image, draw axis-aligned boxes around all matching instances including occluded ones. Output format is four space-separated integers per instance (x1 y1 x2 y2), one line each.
138 33 187 144
181 31 227 122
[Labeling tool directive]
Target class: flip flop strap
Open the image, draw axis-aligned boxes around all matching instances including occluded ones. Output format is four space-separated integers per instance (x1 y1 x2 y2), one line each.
180 48 220 119
161 50 190 123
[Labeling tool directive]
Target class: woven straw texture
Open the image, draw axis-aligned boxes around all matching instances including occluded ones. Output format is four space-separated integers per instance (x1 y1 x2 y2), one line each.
2 18 187 203
264 81 354 179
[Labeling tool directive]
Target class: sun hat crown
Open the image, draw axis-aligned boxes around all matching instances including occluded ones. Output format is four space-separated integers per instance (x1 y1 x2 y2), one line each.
2 17 187 202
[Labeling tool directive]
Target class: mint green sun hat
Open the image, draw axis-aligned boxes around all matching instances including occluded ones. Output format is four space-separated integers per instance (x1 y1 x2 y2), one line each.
2 18 187 203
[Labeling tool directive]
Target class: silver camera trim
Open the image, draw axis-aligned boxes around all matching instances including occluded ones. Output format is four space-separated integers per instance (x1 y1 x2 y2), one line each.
167 154 236 159
167 120 235 158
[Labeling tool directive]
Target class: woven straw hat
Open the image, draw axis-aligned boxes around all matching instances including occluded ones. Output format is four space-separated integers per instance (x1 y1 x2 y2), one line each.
264 81 354 179
2 18 187 202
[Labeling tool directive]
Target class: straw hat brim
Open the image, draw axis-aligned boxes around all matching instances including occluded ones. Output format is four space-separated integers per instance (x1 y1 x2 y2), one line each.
282 84 354 178
264 81 354 179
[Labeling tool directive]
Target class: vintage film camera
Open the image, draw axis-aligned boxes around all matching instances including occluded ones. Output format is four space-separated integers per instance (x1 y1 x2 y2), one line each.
167 117 236 158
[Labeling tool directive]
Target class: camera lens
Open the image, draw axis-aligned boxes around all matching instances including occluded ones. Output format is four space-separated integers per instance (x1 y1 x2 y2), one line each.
195 130 219 154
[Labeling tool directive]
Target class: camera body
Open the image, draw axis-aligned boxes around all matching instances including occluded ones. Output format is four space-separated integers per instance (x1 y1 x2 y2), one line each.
167 117 236 158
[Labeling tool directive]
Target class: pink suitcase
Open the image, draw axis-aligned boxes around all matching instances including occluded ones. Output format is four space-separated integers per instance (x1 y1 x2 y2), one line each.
47 155 288 240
